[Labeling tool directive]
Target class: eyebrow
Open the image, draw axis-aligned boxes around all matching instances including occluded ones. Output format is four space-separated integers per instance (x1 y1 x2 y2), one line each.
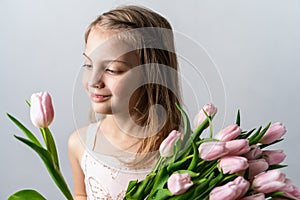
82 52 132 68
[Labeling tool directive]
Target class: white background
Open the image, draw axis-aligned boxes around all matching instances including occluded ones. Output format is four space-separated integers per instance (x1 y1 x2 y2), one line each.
1 0 299 199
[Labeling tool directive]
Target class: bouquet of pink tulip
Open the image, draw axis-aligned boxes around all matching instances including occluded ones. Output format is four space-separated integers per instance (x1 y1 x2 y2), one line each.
124 103 300 200
7 92 73 200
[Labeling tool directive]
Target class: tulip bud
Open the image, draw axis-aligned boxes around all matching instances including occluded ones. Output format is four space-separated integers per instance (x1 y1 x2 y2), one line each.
240 193 265 200
215 124 242 141
243 145 262 160
259 122 286 144
159 130 181 157
262 150 286 165
252 169 287 194
30 92 54 128
193 103 217 128
218 156 249 174
167 173 193 195
281 179 300 200
209 176 250 200
248 159 269 180
225 139 250 156
198 141 228 161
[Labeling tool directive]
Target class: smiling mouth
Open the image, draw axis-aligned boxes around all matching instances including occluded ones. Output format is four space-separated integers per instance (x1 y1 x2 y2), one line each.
90 94 111 102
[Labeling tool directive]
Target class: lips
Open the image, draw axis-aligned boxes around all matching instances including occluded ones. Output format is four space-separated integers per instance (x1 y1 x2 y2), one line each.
90 93 111 102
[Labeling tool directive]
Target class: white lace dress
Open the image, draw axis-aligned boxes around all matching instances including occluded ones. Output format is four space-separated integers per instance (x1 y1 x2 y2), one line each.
80 123 152 200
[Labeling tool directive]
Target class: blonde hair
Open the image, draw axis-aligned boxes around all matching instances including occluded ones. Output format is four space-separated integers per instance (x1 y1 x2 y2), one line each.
85 5 182 167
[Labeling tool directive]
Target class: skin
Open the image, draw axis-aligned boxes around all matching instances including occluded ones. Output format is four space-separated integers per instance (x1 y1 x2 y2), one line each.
68 28 144 199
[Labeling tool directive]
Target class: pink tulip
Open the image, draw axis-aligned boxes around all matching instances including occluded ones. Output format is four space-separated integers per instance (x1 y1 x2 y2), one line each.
30 92 54 128
243 144 262 160
209 176 250 200
282 180 300 200
248 159 269 179
218 156 249 174
225 139 250 156
259 122 286 144
159 130 181 157
193 103 217 128
198 141 229 161
262 150 286 165
252 169 287 194
215 124 242 141
240 193 265 200
167 173 193 195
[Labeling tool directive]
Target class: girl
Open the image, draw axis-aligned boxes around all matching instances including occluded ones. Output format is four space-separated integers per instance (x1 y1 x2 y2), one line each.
68 5 182 199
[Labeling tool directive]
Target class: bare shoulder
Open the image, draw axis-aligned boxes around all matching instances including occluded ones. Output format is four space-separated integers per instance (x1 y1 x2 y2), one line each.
68 126 88 161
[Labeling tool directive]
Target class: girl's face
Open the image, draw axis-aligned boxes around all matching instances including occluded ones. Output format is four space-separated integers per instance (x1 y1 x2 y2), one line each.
82 28 141 115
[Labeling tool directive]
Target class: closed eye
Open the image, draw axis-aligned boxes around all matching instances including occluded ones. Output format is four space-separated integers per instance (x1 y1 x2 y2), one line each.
105 68 122 74
82 64 93 69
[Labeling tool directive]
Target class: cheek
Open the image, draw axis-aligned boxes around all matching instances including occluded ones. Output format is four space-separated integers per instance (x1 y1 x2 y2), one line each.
82 70 90 93
113 73 142 99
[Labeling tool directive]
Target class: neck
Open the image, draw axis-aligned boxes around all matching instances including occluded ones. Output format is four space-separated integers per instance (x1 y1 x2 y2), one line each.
100 115 143 152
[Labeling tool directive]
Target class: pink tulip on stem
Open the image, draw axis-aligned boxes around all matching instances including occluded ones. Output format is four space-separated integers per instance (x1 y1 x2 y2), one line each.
198 141 228 161
259 122 286 144
218 156 249 174
193 103 217 128
248 159 269 180
209 176 250 200
243 144 262 160
215 124 242 142
30 92 54 128
252 169 287 194
225 139 250 156
159 130 182 157
167 173 193 195
262 150 286 165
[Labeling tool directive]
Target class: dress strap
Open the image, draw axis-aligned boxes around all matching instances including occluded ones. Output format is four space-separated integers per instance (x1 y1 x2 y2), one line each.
85 122 100 150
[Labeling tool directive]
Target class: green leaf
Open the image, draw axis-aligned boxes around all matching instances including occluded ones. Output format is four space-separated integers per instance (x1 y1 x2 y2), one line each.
248 126 262 145
187 141 199 171
175 103 191 152
148 166 169 198
235 109 240 126
14 135 73 200
268 164 288 170
249 122 271 145
237 128 255 139
8 189 46 200
41 128 59 169
259 138 284 149
25 99 31 107
7 113 42 147
152 189 173 200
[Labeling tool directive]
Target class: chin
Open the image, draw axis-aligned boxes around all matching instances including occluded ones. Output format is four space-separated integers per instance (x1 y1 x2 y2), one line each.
91 104 112 115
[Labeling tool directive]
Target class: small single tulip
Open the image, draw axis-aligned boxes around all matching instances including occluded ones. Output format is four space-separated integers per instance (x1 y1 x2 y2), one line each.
240 193 265 200
215 124 242 141
248 159 269 179
252 169 287 194
30 92 54 128
225 139 250 156
259 122 286 144
159 130 181 157
167 173 193 195
209 176 250 200
198 141 229 161
218 156 249 174
281 179 300 200
193 103 217 128
243 144 262 160
262 150 286 165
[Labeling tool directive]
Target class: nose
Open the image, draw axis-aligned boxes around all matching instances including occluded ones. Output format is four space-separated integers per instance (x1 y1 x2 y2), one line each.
88 69 105 89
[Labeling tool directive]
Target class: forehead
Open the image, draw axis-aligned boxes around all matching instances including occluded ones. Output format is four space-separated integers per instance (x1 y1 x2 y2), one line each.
85 28 136 63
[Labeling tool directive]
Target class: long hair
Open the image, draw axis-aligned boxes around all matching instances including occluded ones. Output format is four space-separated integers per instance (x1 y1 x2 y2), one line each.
85 5 182 167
